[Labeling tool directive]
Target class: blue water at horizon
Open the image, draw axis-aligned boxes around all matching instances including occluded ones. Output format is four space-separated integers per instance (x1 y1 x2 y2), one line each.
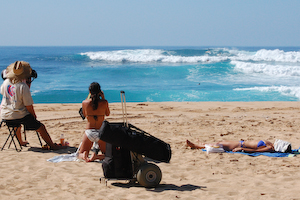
1 46 300 103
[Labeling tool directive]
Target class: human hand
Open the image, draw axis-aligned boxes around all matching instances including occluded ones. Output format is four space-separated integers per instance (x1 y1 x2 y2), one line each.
87 152 97 162
87 152 105 162
232 147 242 152
100 91 105 99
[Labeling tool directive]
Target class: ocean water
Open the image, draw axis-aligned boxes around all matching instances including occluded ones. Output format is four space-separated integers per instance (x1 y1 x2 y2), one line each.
0 46 300 103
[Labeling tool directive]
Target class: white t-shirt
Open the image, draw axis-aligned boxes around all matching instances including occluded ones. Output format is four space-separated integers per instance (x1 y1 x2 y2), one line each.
0 79 33 120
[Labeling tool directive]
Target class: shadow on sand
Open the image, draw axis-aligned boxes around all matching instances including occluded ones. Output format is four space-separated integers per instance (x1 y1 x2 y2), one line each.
111 182 206 192
27 146 77 154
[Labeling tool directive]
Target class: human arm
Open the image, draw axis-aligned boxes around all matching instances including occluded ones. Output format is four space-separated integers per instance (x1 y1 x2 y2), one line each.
26 105 37 118
0 83 4 95
105 100 110 116
22 82 35 117
82 101 87 118
88 142 105 162
88 152 105 162
233 146 274 153
100 90 105 100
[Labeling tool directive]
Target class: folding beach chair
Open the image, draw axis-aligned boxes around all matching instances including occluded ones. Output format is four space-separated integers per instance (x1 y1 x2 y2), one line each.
1 119 43 152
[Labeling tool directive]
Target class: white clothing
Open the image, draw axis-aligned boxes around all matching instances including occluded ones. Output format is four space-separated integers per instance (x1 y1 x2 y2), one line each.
0 79 33 120
85 129 101 142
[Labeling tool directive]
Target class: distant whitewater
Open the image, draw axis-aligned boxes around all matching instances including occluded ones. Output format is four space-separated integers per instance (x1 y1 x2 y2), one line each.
0 46 299 103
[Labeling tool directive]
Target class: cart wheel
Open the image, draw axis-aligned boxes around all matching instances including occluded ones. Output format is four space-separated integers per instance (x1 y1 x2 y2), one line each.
137 163 162 188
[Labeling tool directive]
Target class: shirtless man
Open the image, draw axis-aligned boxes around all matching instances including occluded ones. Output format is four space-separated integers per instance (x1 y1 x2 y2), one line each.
78 82 110 162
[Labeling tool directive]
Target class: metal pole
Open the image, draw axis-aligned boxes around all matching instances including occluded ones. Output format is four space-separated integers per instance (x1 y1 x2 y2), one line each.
120 91 128 127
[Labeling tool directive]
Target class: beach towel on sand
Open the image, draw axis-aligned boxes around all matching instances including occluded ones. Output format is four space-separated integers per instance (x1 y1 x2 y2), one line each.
47 142 102 163
202 148 300 157
47 153 79 163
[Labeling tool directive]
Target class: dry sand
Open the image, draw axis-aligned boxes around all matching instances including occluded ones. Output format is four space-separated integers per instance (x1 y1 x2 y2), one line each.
1 102 300 200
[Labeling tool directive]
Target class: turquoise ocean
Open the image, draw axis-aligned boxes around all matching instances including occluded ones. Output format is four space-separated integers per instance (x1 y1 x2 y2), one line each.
0 46 300 103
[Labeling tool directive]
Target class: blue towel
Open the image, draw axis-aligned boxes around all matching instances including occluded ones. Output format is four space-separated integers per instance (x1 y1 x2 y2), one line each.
203 148 300 157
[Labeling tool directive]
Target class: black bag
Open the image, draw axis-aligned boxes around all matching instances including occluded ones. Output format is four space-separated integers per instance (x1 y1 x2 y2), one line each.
102 142 133 178
99 121 171 163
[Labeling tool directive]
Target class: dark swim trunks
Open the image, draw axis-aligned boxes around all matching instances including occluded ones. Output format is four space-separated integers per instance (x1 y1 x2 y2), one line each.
4 114 42 130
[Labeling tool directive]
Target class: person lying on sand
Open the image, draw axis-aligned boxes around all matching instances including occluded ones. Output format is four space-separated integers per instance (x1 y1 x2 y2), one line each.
77 82 110 162
186 139 292 153
1 61 64 150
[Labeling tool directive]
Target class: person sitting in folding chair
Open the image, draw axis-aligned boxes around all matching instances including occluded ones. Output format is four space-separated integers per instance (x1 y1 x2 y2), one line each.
1 61 63 150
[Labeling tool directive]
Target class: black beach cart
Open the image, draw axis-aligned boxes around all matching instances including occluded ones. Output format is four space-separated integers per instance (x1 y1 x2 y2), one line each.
99 91 171 188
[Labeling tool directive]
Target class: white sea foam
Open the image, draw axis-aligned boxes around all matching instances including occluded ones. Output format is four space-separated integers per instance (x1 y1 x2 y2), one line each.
234 86 300 100
232 61 300 77
81 49 228 63
251 49 300 63
230 49 300 63
81 48 300 64
31 90 40 96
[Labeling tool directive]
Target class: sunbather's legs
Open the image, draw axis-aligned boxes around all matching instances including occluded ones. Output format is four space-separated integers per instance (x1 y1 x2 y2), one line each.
217 141 241 151
187 140 241 151
186 140 206 149
187 140 221 149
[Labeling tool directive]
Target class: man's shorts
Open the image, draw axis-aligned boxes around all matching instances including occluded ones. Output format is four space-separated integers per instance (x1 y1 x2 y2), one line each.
4 114 42 130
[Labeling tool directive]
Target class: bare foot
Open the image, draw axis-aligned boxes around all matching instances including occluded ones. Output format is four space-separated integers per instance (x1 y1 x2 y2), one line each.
20 141 29 146
88 154 105 162
186 140 204 149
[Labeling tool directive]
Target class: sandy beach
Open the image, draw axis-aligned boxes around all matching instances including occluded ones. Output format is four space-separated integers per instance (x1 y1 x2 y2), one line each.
1 101 300 200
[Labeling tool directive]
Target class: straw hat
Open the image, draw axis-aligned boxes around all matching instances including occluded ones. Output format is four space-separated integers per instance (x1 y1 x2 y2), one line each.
6 61 32 83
